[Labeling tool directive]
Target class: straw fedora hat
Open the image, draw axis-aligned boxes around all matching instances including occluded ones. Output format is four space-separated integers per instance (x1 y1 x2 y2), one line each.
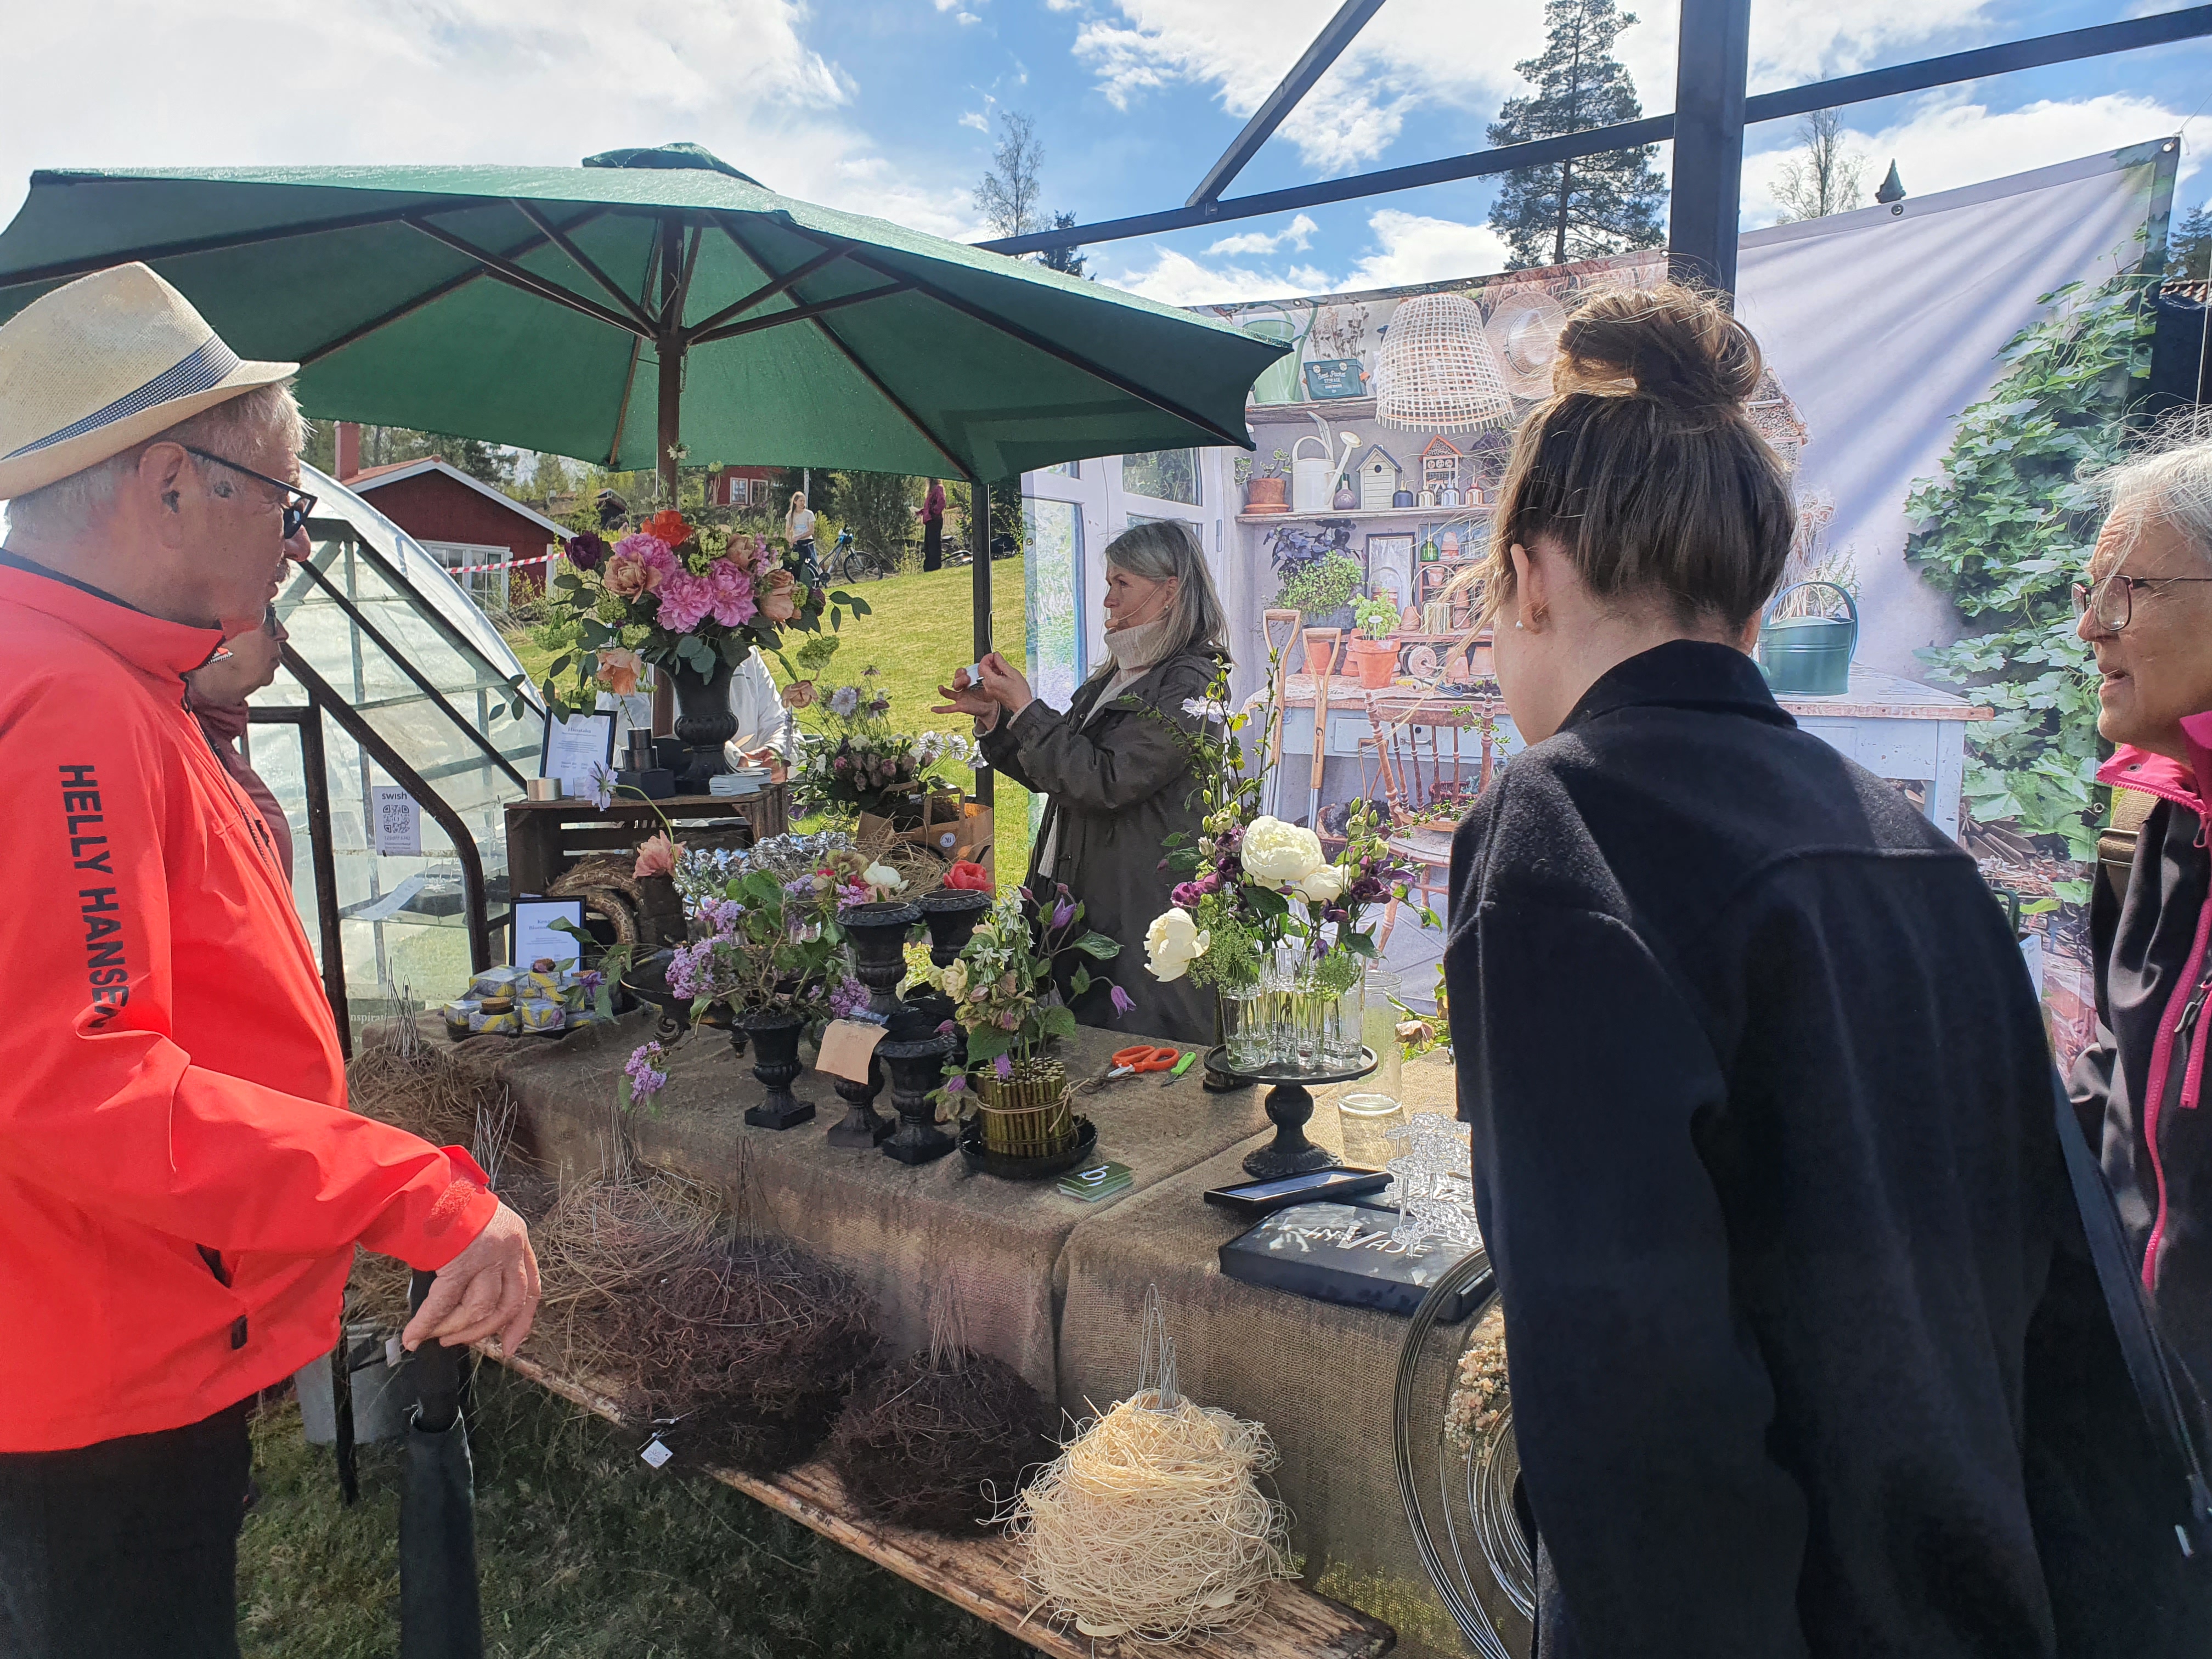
0 263 296 500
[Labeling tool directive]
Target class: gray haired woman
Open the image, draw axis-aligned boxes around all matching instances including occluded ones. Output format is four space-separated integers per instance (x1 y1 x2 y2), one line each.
934 520 1227 1045
2069 422 2212 1412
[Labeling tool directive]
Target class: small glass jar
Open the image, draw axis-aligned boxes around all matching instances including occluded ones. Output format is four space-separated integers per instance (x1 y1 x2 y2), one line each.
1337 1091 1407 1170
1362 967 1403 1099
1221 984 1273 1073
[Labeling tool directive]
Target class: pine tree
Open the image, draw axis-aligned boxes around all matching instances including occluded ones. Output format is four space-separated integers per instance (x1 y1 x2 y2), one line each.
1485 0 1667 270
2172 202 2211 282
1039 212 1091 279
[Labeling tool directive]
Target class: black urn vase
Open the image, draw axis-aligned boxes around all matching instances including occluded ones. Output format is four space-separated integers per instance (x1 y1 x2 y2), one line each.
841 899 921 1019
825 1058 894 1148
917 886 991 967
670 657 737 794
878 1005 955 1165
741 1009 814 1130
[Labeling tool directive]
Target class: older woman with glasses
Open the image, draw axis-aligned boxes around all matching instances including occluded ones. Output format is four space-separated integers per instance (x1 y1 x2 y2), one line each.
2070 426 2212 1412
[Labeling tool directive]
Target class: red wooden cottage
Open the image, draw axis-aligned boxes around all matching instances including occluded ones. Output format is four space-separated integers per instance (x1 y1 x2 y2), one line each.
336 430 571 607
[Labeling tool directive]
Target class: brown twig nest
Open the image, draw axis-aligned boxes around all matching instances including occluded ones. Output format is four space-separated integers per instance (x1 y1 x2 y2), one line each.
525 1168 725 1384
616 1240 878 1477
346 1029 488 1149
826 1349 1059 1533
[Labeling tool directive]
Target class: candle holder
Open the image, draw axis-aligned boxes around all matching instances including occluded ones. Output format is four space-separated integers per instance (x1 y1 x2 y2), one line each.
825 1055 894 1148
842 899 921 1018
917 886 991 966
741 1010 814 1130
878 1025 956 1165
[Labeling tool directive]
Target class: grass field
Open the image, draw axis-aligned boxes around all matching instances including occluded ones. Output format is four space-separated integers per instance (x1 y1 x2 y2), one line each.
239 1364 1025 1658
506 560 1033 882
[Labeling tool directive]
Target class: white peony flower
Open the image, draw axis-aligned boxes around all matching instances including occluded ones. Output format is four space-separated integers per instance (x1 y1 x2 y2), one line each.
1144 908 1210 982
1291 861 1347 904
862 861 907 894
1240 816 1324 890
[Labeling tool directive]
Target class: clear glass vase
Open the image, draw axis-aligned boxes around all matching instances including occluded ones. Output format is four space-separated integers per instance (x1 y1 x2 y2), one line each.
1320 976 1365 1069
1221 985 1274 1073
1362 967 1403 1099
1285 963 1327 1074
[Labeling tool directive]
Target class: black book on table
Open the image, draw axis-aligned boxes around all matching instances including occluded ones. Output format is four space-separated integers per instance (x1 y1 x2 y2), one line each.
1218 1200 1486 1321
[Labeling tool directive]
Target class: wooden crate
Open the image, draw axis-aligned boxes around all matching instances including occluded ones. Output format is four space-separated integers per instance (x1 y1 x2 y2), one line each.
504 787 791 903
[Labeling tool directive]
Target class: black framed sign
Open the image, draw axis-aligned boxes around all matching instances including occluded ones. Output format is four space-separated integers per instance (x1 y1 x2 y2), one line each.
539 708 617 795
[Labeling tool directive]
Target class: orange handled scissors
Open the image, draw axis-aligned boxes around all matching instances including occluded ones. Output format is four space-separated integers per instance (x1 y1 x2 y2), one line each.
1109 1045 1181 1075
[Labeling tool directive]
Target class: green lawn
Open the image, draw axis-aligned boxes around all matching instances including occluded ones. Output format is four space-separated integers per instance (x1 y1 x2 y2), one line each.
506 561 1032 883
240 1365 1028 1657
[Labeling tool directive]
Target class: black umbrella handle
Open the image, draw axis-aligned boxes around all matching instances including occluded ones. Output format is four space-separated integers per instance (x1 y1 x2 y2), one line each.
407 1269 463 1433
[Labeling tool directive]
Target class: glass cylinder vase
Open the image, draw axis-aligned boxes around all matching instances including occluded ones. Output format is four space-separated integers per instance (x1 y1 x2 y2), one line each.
1362 967 1403 1100
1221 985 1273 1073
1319 975 1365 1070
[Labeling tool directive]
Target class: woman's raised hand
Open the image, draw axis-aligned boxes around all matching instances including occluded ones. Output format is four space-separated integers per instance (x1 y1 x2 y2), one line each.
932 667 1000 726
977 652 1035 719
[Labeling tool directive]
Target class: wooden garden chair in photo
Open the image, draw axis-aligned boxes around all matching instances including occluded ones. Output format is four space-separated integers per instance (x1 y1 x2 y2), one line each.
1361 693 1504 946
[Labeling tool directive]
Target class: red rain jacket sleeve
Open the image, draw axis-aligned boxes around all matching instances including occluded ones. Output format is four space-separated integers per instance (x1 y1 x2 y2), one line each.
0 681 498 1272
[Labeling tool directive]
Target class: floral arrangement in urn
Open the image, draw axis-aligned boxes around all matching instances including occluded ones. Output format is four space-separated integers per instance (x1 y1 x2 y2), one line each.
541 509 867 717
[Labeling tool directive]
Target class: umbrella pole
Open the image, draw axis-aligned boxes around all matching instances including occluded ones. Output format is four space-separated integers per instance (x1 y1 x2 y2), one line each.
656 340 681 509
971 476 994 810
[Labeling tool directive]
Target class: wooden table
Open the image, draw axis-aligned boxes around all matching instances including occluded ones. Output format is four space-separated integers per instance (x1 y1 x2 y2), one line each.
1279 663 1992 841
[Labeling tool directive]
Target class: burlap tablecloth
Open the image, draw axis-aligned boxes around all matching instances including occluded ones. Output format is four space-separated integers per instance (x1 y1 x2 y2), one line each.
492 1017 1271 1397
1055 1052 1471 1658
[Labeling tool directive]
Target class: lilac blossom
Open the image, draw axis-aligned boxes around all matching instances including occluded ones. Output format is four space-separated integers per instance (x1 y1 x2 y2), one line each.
665 940 715 1001
697 896 745 936
624 1041 668 1103
827 977 870 1019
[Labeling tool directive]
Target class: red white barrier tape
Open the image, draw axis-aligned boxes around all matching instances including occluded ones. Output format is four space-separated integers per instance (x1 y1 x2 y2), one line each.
445 551 556 575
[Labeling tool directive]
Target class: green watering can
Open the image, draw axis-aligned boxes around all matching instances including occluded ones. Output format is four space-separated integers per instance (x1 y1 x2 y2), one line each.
1757 581 1858 695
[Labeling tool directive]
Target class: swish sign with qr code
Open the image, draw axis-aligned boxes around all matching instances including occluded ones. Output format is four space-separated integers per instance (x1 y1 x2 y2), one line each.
371 786 421 856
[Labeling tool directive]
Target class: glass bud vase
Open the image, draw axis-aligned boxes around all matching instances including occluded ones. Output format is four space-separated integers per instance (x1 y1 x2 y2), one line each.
1286 963 1325 1074
1221 985 1272 1073
1320 974 1365 1070
1362 967 1404 1100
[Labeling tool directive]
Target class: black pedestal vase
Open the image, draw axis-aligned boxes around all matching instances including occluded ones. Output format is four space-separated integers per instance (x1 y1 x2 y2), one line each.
842 900 921 1018
917 887 991 967
670 658 738 795
878 1008 956 1165
741 1011 814 1130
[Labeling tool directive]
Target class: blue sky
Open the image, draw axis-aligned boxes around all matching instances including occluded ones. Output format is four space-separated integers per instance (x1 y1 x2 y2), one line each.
0 0 2204 307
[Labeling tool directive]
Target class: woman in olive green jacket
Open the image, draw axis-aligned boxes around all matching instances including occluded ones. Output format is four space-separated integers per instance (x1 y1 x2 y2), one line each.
936 521 1226 1046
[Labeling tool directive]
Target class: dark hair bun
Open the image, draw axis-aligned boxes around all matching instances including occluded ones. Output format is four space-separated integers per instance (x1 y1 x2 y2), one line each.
1553 283 1762 411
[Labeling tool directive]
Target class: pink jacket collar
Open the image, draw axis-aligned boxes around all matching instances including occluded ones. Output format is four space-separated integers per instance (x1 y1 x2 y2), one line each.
2097 712 2212 819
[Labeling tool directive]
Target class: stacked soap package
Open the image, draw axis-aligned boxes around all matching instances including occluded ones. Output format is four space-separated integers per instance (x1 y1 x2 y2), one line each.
443 961 607 1039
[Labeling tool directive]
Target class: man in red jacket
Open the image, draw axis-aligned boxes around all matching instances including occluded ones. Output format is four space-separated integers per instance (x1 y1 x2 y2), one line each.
0 264 540 1657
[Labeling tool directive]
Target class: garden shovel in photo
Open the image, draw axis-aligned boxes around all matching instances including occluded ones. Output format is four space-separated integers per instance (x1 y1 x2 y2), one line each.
401 1269 482 1659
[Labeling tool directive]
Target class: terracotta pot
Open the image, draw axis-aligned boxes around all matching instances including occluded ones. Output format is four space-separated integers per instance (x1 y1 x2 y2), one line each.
1348 637 1399 690
1302 629 1341 678
1244 477 1288 513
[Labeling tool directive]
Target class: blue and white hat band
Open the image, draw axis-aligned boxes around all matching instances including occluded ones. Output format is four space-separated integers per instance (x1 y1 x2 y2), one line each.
4 335 242 462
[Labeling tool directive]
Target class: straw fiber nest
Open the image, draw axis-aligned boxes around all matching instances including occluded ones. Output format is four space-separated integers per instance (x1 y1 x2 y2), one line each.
614 1238 879 1477
826 1347 1059 1533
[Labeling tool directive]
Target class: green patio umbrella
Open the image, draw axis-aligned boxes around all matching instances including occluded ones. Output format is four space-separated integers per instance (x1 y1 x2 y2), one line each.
0 144 1283 503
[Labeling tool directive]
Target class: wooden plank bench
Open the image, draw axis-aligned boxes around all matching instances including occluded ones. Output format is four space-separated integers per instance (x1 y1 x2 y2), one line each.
482 1346 1396 1659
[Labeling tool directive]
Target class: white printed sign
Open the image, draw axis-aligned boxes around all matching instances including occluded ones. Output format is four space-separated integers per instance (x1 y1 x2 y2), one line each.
371 786 421 856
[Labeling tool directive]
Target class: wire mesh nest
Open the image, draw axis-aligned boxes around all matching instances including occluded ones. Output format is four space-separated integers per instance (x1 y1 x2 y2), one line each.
826 1348 1059 1533
614 1238 879 1477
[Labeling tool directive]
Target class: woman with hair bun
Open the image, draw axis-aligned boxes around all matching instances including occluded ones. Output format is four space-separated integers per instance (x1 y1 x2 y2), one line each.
1444 284 2200 1656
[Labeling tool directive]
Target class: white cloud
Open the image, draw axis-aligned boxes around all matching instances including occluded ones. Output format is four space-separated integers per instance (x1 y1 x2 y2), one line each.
957 10 982 24
960 110 991 132
0 0 993 242
1742 93 2200 225
1109 206 1510 304
1206 212 1318 255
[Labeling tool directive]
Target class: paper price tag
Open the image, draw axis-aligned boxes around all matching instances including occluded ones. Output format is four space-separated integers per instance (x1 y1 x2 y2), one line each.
371 786 421 856
815 1018 889 1082
640 1436 674 1470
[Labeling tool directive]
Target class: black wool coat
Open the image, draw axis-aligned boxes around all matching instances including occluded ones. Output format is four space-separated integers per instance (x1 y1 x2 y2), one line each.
1445 641 2199 1658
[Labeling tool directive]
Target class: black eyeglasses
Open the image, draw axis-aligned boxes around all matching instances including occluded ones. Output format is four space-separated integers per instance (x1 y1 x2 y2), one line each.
182 446 317 539
2071 571 2212 633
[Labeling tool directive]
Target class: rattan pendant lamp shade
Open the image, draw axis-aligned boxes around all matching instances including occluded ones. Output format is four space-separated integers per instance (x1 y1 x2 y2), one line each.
1375 291 1514 432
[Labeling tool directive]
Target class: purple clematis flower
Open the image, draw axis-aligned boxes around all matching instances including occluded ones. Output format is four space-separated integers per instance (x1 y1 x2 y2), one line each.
1052 899 1076 929
994 1054 1014 1080
945 1073 967 1093
1108 984 1136 1017
563 531 608 572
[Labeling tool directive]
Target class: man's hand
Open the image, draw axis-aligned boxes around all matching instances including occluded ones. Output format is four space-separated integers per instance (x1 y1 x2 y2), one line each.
399 1201 540 1357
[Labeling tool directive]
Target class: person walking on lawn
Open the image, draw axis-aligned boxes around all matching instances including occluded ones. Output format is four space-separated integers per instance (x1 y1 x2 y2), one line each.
0 264 540 1659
